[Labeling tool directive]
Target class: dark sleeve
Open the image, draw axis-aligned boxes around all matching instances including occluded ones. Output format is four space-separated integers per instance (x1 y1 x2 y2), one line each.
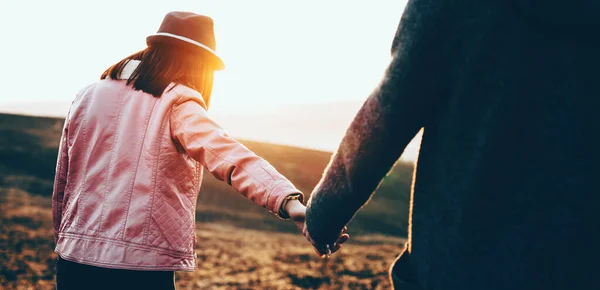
305 0 452 245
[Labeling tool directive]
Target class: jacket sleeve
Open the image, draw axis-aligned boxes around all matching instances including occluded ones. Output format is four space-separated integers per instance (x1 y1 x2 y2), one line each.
52 117 69 243
305 0 451 245
170 94 303 219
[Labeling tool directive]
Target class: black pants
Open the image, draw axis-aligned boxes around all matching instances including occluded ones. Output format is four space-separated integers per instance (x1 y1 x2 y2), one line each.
390 248 423 290
56 256 176 290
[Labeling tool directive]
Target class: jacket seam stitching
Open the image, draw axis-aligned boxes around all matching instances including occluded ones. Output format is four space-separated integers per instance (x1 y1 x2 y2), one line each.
142 108 169 245
196 161 201 192
188 132 288 215
59 94 84 233
189 135 275 189
120 97 159 240
97 87 128 234
52 115 70 236
171 93 207 196
52 136 65 238
58 232 194 256
56 250 194 270
267 182 292 217
76 91 93 229
171 100 280 211
173 101 278 188
170 107 276 191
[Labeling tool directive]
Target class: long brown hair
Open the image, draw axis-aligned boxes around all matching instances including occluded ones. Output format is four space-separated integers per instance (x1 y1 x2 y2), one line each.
101 42 215 105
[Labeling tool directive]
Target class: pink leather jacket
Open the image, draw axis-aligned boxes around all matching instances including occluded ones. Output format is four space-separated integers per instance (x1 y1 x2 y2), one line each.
52 60 302 271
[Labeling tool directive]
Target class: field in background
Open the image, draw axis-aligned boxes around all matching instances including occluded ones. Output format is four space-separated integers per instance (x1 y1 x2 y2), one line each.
0 113 412 289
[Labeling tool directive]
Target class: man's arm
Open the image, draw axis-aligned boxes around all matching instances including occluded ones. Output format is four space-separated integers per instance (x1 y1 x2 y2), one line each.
305 0 452 246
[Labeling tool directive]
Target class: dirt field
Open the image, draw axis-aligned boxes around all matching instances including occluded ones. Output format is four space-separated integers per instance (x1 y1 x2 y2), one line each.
0 188 405 290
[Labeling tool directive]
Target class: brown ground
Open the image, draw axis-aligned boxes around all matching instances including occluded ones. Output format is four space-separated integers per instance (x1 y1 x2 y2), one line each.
0 188 404 290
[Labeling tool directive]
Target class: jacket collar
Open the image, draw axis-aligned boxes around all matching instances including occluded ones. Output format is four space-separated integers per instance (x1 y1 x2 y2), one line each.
114 59 208 110
118 60 141 80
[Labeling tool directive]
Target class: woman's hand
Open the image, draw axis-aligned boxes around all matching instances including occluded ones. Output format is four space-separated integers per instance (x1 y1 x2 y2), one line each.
285 200 350 257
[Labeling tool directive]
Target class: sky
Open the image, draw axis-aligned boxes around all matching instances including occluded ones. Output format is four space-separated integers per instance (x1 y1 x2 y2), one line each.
0 0 421 160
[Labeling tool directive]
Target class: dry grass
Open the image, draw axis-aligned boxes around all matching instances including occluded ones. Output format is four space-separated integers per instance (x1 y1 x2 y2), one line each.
0 188 404 290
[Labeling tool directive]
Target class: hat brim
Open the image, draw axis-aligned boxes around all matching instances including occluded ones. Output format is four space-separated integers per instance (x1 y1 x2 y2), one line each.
147 34 225 71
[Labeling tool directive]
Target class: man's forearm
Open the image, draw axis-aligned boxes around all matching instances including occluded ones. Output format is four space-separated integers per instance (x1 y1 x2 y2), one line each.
305 0 451 244
305 88 416 244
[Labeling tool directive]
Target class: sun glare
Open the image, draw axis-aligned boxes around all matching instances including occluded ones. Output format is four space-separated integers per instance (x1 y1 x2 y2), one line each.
0 0 412 155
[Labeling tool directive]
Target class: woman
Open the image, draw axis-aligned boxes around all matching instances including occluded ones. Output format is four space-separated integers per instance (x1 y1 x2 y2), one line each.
51 11 347 289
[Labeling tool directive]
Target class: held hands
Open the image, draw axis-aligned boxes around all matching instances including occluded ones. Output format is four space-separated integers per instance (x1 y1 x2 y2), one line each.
284 199 350 258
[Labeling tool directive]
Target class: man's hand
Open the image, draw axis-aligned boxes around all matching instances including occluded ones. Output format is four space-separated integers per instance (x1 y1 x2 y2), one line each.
285 200 350 257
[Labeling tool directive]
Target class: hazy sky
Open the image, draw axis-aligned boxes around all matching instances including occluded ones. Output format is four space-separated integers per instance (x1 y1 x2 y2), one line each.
0 0 421 160
0 0 407 112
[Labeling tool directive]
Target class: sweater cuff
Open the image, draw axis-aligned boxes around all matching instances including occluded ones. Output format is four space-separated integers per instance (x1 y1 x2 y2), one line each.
305 190 348 245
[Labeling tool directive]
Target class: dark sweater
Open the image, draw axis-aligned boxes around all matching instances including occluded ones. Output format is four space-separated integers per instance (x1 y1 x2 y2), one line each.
306 1 600 289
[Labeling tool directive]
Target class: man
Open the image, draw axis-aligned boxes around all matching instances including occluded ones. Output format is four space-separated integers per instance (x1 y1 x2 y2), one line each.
303 0 600 289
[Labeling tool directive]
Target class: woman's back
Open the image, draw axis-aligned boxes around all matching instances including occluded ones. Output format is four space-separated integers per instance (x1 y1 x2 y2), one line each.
55 60 303 272
52 12 317 290
56 68 207 270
